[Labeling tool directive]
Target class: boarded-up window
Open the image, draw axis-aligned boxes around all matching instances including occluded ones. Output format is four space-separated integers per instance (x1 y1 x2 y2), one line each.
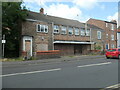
36 44 48 51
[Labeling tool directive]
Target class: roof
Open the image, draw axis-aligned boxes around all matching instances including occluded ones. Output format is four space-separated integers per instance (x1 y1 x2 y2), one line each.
89 18 117 24
82 23 103 30
27 11 85 28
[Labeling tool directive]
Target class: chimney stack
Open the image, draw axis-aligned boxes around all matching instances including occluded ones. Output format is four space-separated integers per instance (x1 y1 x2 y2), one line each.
40 8 44 14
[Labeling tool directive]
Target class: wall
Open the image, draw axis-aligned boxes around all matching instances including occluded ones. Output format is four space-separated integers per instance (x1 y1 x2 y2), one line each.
87 19 117 49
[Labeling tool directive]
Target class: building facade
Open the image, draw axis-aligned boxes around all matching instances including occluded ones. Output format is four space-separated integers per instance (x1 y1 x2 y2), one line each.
20 9 94 58
87 18 117 50
86 24 105 51
20 9 117 58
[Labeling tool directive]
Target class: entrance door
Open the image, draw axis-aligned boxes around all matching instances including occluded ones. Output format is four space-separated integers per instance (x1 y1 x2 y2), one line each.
23 36 32 57
25 40 31 57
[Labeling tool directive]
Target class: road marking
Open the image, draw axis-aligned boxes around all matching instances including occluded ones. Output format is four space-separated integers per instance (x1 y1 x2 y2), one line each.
77 62 111 68
105 83 120 89
100 84 120 90
1 68 61 77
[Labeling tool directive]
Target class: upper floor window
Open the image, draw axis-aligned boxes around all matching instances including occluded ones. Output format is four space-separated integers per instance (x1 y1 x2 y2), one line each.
61 26 67 34
37 24 48 33
111 44 115 48
86 29 90 36
75 28 79 35
97 31 101 39
106 34 108 38
54 25 59 33
68 27 73 35
81 28 85 36
111 24 114 30
111 34 114 40
106 23 108 27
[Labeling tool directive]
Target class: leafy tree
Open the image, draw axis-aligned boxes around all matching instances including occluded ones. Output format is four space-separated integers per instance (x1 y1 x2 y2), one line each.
2 2 27 57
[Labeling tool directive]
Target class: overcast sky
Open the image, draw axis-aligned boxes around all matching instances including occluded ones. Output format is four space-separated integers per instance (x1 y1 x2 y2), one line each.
22 0 119 24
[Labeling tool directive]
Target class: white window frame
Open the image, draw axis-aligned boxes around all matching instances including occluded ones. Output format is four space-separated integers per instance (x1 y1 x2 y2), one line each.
106 34 108 38
106 23 108 27
36 24 48 33
68 27 73 35
111 44 115 48
97 31 101 39
111 24 114 30
111 34 114 40
61 26 67 34
75 28 79 35
86 29 90 36
54 25 59 33
81 28 85 36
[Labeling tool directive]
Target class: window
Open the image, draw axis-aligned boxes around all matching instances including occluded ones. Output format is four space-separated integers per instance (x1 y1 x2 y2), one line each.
106 23 108 27
75 28 79 35
118 49 120 51
54 25 59 33
68 27 73 35
111 44 115 48
37 24 48 33
111 34 114 40
61 26 67 34
81 28 85 36
97 31 101 39
86 29 90 36
111 24 114 30
106 34 108 38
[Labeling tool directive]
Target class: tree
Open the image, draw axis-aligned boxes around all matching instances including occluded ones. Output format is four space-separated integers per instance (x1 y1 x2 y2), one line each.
2 2 27 57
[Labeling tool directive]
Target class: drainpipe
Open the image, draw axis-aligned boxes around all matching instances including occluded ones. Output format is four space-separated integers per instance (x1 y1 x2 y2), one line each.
90 28 92 50
52 22 54 50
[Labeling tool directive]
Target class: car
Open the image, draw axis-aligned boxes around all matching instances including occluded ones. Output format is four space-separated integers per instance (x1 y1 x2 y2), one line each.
105 48 120 59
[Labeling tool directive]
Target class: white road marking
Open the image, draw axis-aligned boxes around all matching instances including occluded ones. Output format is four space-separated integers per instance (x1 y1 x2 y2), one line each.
1 68 61 77
77 62 111 68
105 83 120 88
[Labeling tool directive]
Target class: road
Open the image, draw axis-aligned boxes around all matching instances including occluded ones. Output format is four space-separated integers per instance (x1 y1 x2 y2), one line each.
2 56 120 88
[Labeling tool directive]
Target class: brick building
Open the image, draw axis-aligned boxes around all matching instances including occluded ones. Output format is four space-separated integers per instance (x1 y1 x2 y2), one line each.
20 9 117 58
85 24 105 51
87 18 117 50
20 9 94 58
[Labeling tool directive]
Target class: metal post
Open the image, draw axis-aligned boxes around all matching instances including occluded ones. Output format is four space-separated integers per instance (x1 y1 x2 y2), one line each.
2 35 5 58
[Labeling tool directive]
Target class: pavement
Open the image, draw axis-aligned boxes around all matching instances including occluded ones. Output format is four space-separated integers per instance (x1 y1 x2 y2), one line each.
2 55 105 67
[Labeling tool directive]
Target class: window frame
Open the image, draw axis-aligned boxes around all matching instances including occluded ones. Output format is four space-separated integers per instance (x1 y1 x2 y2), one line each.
61 26 67 35
111 44 115 48
68 27 73 35
106 23 108 27
111 34 114 40
111 24 114 30
36 24 48 33
86 29 90 36
80 28 85 36
97 31 101 39
74 28 79 36
54 25 59 33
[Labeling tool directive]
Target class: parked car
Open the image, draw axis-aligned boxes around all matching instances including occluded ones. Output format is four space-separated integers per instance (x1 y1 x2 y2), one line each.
105 48 120 59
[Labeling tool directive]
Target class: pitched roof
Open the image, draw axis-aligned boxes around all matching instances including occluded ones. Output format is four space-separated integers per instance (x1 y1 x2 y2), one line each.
27 11 85 28
89 18 117 24
82 23 104 32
